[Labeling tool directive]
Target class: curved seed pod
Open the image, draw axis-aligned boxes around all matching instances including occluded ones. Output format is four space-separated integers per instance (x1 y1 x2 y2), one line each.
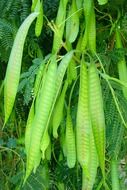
34 51 73 168
75 32 83 58
52 0 69 53
34 59 45 96
31 0 38 12
33 51 74 169
41 130 50 160
25 101 34 155
76 60 91 171
4 12 39 125
25 101 42 175
34 55 51 112
35 69 47 112
55 0 68 25
52 80 68 138
25 57 47 156
67 68 72 85
66 42 76 84
24 55 57 182
65 107 76 168
81 0 91 51
66 42 77 83
87 1 96 54
97 0 108 5
56 51 74 91
35 0 43 37
33 151 41 173
82 0 96 53
115 29 127 99
43 51 73 140
69 59 77 81
88 63 105 178
66 0 79 43
60 124 67 157
111 158 120 190
82 132 98 190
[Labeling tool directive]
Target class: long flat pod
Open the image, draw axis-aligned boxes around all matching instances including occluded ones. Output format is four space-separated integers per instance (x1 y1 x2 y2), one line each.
111 158 120 190
4 12 39 125
66 42 77 84
82 133 98 190
45 51 74 133
52 80 68 138
34 55 51 111
66 0 79 43
88 63 105 178
24 51 73 182
52 0 68 53
33 58 45 96
55 51 74 94
39 51 74 160
115 28 127 99
31 0 38 11
81 0 96 53
76 59 98 188
39 51 74 145
25 55 57 181
25 59 45 155
76 59 92 172
41 130 50 160
65 107 76 168
25 101 35 155
81 0 92 51
35 0 43 37
87 0 96 54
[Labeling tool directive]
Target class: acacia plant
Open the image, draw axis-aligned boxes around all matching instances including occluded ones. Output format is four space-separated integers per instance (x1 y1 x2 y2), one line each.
1 0 127 189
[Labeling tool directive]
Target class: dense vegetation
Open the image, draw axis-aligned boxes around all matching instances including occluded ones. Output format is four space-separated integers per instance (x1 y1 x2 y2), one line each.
0 0 127 189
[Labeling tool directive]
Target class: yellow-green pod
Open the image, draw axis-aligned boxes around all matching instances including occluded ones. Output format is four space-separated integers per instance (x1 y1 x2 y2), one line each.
41 130 50 160
111 158 120 190
82 132 98 190
4 12 39 125
60 125 67 157
24 55 57 182
52 0 69 53
76 60 91 170
25 101 34 155
69 59 77 81
82 0 96 53
35 0 43 37
66 0 79 43
65 107 76 168
115 28 127 99
52 80 68 138
87 1 96 54
88 63 105 178
31 0 38 12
